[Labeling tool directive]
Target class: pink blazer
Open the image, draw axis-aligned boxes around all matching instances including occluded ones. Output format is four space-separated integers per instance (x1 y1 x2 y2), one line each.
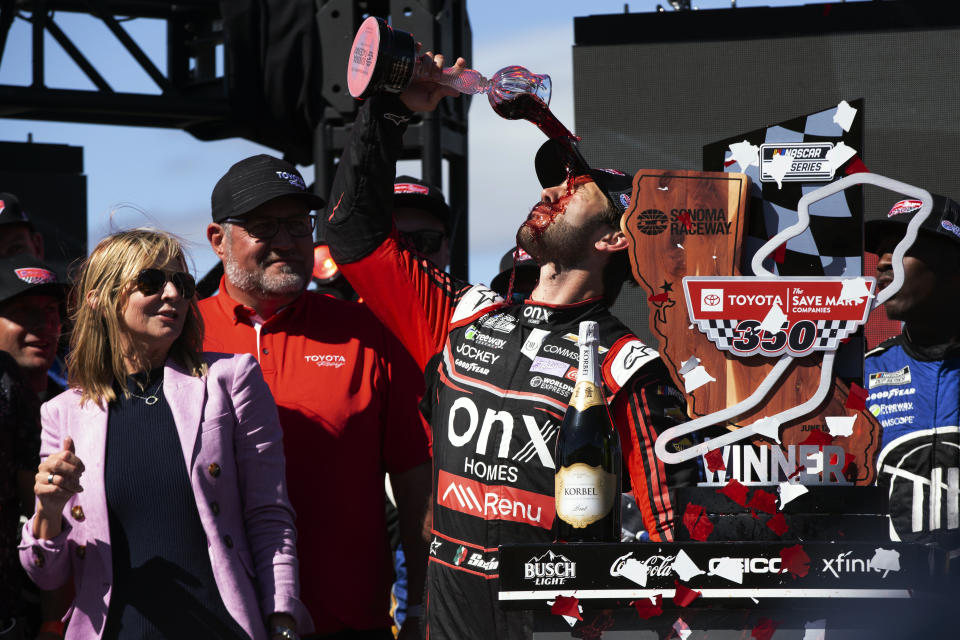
19 353 312 640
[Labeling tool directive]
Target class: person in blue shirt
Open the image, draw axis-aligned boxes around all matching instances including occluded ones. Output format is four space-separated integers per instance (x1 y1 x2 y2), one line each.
864 194 960 559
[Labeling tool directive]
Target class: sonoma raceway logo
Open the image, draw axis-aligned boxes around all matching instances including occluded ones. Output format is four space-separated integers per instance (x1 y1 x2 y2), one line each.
303 354 347 368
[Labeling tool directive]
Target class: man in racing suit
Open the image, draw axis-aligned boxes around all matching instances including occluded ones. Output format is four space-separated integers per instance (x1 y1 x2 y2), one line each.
326 54 698 639
865 194 960 562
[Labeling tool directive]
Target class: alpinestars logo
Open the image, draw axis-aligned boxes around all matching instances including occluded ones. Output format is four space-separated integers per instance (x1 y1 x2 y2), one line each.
524 550 576 585
303 354 347 368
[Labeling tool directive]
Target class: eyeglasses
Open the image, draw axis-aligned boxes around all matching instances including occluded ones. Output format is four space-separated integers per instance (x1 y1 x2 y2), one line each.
223 215 317 240
399 229 446 255
135 268 197 298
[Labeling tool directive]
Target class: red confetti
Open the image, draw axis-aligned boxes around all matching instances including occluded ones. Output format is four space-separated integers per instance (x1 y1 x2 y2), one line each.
845 383 868 411
631 594 663 620
779 544 811 578
844 155 869 175
751 617 781 640
747 488 777 514
550 595 582 621
800 429 834 447
787 465 805 480
704 448 726 472
773 242 787 264
673 580 702 607
717 478 749 507
766 512 788 536
841 452 857 478
682 503 714 542
648 292 670 303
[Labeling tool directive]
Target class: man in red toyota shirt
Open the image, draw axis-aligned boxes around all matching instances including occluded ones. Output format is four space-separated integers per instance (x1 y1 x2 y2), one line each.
199 154 431 640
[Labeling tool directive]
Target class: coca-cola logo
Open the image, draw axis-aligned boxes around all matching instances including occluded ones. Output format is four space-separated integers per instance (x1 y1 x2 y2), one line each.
609 552 676 581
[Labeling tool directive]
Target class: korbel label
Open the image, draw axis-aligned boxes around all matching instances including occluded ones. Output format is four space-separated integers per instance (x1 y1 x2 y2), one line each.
555 462 616 528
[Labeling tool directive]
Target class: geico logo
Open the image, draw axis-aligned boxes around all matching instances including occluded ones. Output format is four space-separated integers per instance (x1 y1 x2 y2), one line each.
447 397 555 468
455 342 500 364
708 557 781 574
522 306 552 321
543 344 578 360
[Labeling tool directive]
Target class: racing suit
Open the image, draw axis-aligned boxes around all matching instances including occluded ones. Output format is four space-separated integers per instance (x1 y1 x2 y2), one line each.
866 334 960 556
326 94 699 639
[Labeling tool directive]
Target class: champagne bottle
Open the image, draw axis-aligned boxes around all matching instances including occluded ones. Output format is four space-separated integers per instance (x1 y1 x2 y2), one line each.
554 321 622 542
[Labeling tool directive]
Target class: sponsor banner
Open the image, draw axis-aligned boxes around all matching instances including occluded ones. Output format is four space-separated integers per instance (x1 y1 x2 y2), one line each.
497 541 935 607
437 469 554 530
683 277 875 357
430 535 500 575
759 143 835 183
868 366 912 389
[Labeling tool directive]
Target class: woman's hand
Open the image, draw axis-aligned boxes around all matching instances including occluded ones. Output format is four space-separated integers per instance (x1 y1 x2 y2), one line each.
32 436 85 540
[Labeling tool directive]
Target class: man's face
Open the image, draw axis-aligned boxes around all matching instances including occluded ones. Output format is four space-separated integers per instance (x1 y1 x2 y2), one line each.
0 224 43 259
874 232 960 323
394 206 450 270
517 175 610 266
0 292 61 375
212 195 315 300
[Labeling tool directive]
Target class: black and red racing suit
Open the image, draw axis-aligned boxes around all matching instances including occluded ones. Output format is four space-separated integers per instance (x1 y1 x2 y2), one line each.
327 94 699 640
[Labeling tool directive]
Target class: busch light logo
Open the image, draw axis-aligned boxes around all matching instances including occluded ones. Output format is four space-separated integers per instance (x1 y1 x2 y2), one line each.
524 550 576 586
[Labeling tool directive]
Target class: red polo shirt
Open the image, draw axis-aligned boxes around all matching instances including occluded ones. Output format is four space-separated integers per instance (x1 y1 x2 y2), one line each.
199 278 430 632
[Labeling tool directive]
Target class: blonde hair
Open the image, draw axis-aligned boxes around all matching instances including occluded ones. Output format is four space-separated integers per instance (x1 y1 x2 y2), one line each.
68 228 206 406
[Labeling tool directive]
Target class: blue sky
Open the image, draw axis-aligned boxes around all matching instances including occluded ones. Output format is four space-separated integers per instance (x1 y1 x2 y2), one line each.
0 0 818 283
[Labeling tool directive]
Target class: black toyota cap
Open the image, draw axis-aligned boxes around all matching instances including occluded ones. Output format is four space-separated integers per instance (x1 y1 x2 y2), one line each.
534 139 634 216
211 155 325 222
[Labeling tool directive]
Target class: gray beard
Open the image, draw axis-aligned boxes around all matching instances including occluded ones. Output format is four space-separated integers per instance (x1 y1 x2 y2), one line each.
223 243 306 298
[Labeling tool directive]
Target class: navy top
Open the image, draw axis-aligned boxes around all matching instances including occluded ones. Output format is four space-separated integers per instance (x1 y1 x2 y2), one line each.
102 369 249 640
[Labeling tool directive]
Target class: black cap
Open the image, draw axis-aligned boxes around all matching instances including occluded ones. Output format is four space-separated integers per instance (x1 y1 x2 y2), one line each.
490 246 538 295
0 255 66 306
865 194 960 254
534 140 634 216
211 155 325 222
393 176 451 229
0 192 34 229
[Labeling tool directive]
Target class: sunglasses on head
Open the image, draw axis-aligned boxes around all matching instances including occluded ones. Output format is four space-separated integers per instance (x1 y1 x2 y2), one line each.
399 229 446 255
135 268 197 298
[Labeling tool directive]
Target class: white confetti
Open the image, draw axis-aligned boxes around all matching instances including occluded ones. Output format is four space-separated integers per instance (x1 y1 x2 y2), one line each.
658 186 669 191
707 556 744 584
802 618 827 640
683 365 716 393
778 481 809 507
728 139 760 172
751 597 760 604
838 276 874 302
833 99 858 131
826 141 857 173
679 355 700 375
825 414 857 437
871 548 902 577
768 153 792 189
751 416 781 443
759 302 788 336
618 557 650 587
673 617 693 640
673 549 706 582
677 243 684 249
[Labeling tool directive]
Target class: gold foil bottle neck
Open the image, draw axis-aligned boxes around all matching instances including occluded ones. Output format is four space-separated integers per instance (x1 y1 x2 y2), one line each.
569 381 604 412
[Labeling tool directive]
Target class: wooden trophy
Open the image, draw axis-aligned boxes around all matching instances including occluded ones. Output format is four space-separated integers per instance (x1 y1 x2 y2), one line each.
623 170 881 485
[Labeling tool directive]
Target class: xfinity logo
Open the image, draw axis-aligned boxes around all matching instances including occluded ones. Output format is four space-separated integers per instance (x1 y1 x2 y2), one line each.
522 306 553 323
524 550 576 585
821 551 891 578
303 354 347 368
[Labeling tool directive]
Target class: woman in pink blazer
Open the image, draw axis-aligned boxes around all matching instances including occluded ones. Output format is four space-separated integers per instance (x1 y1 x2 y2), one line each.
19 229 311 640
